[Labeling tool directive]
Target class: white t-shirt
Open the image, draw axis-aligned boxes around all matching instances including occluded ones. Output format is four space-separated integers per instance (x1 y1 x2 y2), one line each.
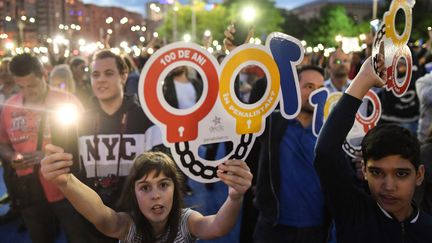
121 208 196 243
174 80 197 109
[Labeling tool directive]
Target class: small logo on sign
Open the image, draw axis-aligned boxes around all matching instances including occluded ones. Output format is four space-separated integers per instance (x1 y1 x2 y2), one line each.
209 116 224 133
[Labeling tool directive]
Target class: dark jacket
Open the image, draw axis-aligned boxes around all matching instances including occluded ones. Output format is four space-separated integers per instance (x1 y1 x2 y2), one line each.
124 71 140 96
253 111 289 224
315 94 432 243
162 76 203 109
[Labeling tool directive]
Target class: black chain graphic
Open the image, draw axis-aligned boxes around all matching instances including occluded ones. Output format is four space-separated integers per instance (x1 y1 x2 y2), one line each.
229 133 253 160
343 141 362 157
174 134 254 180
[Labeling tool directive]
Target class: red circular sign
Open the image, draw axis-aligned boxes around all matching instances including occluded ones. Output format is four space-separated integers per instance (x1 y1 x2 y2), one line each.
143 47 219 143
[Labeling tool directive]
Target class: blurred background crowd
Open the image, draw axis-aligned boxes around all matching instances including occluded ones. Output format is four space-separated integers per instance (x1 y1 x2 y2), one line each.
1 0 432 242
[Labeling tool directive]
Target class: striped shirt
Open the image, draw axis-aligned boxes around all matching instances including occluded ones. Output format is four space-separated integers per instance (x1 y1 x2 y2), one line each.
121 208 196 243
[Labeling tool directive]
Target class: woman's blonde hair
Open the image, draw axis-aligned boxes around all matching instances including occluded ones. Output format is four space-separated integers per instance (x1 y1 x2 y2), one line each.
49 64 76 93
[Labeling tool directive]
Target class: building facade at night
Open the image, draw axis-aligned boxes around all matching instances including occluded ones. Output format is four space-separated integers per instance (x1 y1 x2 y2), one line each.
291 0 386 22
0 0 145 48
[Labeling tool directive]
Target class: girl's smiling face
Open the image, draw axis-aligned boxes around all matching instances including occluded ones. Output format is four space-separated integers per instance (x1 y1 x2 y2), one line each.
135 170 175 232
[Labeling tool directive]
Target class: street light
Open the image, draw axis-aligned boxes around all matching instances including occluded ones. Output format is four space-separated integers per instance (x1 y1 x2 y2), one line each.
204 30 211 37
20 16 27 21
106 17 113 24
120 17 128 25
40 56 49 63
39 46 48 53
29 17 35 23
183 34 191 42
78 39 86 46
5 42 14 50
120 41 128 48
202 30 212 48
241 6 257 23
53 35 67 45
5 16 12 22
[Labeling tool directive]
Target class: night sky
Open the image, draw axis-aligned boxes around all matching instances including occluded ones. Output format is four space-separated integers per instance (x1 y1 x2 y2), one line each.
82 0 317 15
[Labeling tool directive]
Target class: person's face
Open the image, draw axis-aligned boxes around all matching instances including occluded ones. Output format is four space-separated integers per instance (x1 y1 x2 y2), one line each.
299 69 324 113
329 50 351 79
50 76 67 90
14 73 47 104
71 62 87 81
90 58 126 103
397 59 407 78
363 155 424 220
135 170 174 230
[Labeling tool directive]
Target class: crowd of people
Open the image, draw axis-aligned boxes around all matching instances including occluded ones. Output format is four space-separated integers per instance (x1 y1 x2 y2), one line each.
0 23 431 243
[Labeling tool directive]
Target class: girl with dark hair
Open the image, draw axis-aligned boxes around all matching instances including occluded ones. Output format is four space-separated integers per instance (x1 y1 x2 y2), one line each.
41 145 252 243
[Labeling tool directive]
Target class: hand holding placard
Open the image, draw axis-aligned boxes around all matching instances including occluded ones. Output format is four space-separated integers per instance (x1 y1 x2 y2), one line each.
372 0 415 97
139 34 304 183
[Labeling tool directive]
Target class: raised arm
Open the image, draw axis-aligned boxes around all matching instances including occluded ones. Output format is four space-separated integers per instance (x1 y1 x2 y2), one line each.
314 56 386 217
188 160 252 240
41 144 132 239
315 56 385 155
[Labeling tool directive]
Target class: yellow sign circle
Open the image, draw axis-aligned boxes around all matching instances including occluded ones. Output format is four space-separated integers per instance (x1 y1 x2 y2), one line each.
219 48 280 134
324 92 343 119
384 0 412 46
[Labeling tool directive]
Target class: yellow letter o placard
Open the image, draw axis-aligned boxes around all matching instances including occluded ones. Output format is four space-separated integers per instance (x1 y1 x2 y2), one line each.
384 0 412 46
219 46 280 134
